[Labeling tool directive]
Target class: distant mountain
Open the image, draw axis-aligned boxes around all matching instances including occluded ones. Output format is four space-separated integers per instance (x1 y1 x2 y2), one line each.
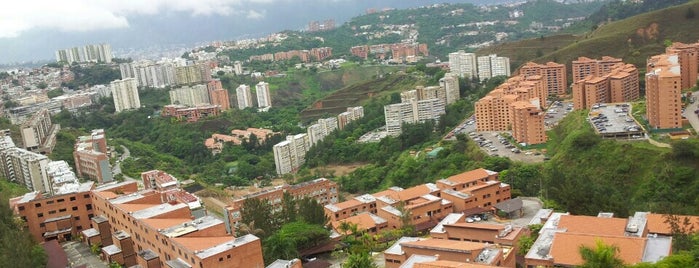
0 0 515 64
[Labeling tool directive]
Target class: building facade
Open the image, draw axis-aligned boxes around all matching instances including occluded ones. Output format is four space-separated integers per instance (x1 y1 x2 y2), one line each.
449 51 478 79
73 129 113 183
236 85 253 109
519 62 567 97
255 82 272 108
111 78 141 113
646 54 683 129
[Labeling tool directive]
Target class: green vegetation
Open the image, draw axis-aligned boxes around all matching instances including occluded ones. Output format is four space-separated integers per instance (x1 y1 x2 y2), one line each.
61 64 120 89
578 240 625 268
0 180 47 267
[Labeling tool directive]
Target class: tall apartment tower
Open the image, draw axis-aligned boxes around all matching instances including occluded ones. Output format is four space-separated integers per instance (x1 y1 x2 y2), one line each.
0 146 50 193
571 56 623 83
511 101 546 145
110 78 140 113
20 108 57 153
519 62 567 97
74 129 113 183
233 61 243 75
207 80 230 111
255 81 272 108
449 51 478 79
666 42 699 90
646 54 683 129
236 85 253 109
571 62 638 110
55 43 112 63
273 134 310 175
440 72 461 105
169 85 210 106
477 54 510 79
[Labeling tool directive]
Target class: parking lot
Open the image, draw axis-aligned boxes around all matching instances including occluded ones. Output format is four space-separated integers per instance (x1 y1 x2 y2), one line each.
588 103 645 139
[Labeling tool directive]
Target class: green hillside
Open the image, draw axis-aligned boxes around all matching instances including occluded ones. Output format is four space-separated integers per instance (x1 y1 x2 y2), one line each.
542 111 699 217
537 1 699 68
476 34 579 70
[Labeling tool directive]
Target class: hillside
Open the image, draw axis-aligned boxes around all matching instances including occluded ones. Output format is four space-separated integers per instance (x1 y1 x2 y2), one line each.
475 34 579 69
542 111 699 217
536 1 699 69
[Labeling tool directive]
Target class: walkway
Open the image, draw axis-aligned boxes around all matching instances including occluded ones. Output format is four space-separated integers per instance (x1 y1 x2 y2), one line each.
62 241 106 268
684 91 699 135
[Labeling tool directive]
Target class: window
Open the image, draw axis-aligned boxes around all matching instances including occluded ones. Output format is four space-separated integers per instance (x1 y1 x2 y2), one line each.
18 206 24 211
74 216 80 221
70 197 76 201
72 206 78 211
39 223 45 227
57 199 65 203
83 194 90 199
46 200 54 204
85 204 92 210
77 226 83 231
48 210 56 215
59 208 67 212
35 203 41 208
37 213 43 218
88 214 94 219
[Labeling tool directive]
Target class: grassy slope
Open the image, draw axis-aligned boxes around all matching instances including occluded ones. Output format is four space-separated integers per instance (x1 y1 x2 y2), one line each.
544 111 699 216
478 2 699 72
538 1 699 68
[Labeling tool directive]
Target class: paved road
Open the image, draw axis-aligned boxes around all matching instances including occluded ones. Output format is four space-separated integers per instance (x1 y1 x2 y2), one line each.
683 91 699 134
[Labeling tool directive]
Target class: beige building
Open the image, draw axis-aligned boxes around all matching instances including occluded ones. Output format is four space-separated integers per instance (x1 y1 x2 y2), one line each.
571 58 639 110
236 84 253 109
646 54 683 129
519 62 567 97
511 101 547 145
571 56 623 83
169 84 210 106
449 51 478 79
439 72 461 105
111 78 141 113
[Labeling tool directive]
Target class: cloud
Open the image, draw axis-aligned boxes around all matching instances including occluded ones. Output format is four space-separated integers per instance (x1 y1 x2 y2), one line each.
246 10 266 19
0 0 281 38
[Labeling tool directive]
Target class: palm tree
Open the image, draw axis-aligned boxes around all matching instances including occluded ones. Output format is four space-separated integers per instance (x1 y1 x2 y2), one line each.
579 239 625 268
236 221 264 237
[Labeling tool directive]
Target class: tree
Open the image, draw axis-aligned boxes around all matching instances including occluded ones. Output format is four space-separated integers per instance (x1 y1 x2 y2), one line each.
240 198 275 239
263 232 298 265
664 214 697 252
297 197 329 226
578 240 625 268
343 252 377 268
278 192 297 224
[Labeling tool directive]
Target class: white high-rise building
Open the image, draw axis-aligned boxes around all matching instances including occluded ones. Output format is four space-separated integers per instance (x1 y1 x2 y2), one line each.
255 81 272 108
384 98 445 136
55 43 112 63
121 60 177 88
110 78 141 113
448 50 478 79
169 85 210 106
236 85 253 109
234 61 243 75
440 72 460 105
273 133 310 175
273 141 293 175
477 54 511 79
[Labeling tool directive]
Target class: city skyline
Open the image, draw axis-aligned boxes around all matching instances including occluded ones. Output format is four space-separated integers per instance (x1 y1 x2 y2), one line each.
0 0 508 64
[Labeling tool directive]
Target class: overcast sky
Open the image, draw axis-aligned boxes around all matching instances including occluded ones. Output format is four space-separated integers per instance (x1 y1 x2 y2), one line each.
0 0 510 64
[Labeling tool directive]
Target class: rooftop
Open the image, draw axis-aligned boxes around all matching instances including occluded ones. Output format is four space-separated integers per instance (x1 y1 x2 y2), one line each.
193 234 259 259
137 249 159 261
438 168 496 186
102 244 121 255
160 216 223 238
401 239 487 254
131 203 188 219
431 213 465 234
385 237 425 255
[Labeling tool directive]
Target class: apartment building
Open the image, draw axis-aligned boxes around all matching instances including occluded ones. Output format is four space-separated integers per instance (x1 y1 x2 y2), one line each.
119 60 177 88
477 54 511 79
170 84 211 107
207 80 230 111
435 168 511 212
111 78 141 113
525 211 673 267
9 181 95 242
646 54 683 129
175 64 211 85
338 106 364 130
384 98 445 136
519 62 567 97
439 72 461 105
55 43 112 63
222 178 338 232
571 58 639 110
272 134 309 175
449 51 478 79
73 129 113 183
236 84 254 109
0 147 51 193
666 42 699 90
374 183 452 231
20 108 59 154
308 117 339 145
384 237 512 268
511 101 547 145
86 177 264 268
161 104 221 123
331 212 388 236
430 213 524 250
255 81 272 108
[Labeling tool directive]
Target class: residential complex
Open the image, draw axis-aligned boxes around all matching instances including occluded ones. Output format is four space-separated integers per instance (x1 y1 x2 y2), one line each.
205 128 278 154
255 81 272 109
119 60 177 88
55 43 112 64
236 84 254 109
571 57 639 110
222 178 338 233
73 129 113 183
349 43 429 63
646 42 699 129
475 74 548 145
110 78 141 113
175 63 212 85
325 168 511 235
250 47 334 63
439 72 461 105
477 54 511 79
161 104 221 123
20 108 60 154
207 79 231 111
337 106 364 130
525 211 676 267
273 134 309 175
385 237 512 268
449 51 478 79
518 61 567 97
170 84 210 107
384 98 445 136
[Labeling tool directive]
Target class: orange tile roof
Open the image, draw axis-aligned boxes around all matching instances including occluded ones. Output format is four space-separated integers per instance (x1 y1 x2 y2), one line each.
557 215 627 236
95 191 117 199
141 218 191 230
388 184 437 201
415 260 505 268
446 222 504 230
332 213 384 232
401 238 485 253
442 169 491 185
330 199 361 210
172 236 235 252
550 233 647 266
116 203 158 213
646 213 699 235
